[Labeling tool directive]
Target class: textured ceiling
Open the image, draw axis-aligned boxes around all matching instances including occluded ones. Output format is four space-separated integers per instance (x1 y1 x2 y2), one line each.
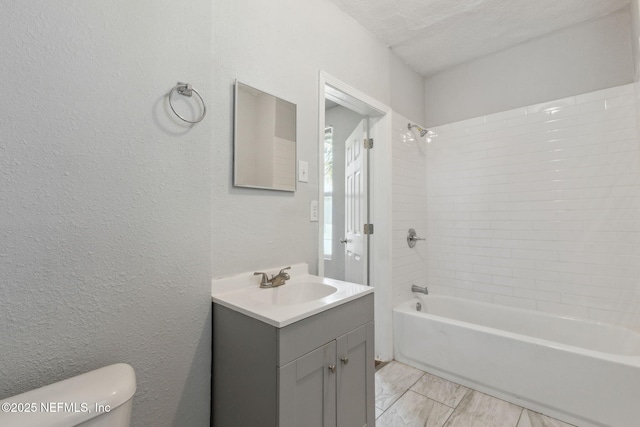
327 0 630 77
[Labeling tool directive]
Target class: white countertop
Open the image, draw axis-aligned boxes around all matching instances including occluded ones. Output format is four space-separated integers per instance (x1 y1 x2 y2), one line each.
211 263 373 328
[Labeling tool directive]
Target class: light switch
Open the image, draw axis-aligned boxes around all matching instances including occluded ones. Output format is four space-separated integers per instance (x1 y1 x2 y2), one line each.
298 160 309 183
310 200 319 222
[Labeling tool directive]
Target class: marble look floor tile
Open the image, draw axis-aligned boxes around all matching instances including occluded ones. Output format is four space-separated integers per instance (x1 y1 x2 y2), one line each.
517 409 576 427
443 391 522 427
376 390 453 427
410 371 470 408
375 361 425 410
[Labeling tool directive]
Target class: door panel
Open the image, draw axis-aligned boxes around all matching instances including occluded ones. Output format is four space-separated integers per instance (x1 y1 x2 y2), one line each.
344 120 367 284
279 341 337 427
336 322 375 427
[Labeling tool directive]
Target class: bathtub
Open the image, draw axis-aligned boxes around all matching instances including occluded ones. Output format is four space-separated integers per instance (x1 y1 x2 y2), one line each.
393 295 640 427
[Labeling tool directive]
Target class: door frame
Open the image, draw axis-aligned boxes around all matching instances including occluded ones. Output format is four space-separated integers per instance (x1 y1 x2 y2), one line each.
317 71 393 361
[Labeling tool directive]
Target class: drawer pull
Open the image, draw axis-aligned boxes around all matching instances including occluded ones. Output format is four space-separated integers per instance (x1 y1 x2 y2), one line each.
328 364 336 373
340 356 349 365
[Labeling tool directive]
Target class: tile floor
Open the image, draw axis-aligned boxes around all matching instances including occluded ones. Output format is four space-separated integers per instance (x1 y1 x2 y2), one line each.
375 361 576 427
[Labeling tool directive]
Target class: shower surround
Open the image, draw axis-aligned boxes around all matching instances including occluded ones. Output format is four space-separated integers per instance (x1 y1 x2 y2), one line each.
424 83 640 330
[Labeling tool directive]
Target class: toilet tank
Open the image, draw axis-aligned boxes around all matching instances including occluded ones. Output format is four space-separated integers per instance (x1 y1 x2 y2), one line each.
0 363 136 427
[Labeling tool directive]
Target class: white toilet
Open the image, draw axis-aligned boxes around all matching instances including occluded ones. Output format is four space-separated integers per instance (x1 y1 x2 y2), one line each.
0 363 136 426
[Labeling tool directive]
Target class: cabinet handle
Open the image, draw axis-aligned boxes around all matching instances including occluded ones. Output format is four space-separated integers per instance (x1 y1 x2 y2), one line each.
340 356 349 365
328 364 336 373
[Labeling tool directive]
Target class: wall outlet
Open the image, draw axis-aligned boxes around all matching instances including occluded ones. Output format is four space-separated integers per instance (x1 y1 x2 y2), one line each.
298 160 309 183
310 200 319 222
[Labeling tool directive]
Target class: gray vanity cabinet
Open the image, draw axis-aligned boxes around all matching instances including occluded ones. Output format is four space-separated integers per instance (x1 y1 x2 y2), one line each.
212 293 374 427
278 322 374 427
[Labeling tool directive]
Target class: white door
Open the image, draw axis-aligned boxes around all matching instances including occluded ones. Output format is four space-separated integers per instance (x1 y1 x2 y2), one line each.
344 120 367 285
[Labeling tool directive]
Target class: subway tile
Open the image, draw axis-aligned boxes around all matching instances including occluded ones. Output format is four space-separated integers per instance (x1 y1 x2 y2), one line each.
492 256 535 269
514 267 560 282
490 220 533 230
472 247 511 258
492 274 535 289
575 83 634 104
535 280 609 299
493 295 537 310
555 272 638 289
473 282 513 296
473 264 512 277
513 288 561 302
400 91 640 328
543 99 605 120
455 271 493 284
536 301 589 319
526 96 576 114
511 249 558 261
484 107 528 123
455 288 494 303
605 94 635 110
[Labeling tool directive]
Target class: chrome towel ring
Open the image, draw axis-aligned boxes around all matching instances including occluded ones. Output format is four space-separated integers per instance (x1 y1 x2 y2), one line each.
169 82 206 123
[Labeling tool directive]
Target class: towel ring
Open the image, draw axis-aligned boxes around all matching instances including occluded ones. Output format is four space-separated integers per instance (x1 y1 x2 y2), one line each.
169 82 206 124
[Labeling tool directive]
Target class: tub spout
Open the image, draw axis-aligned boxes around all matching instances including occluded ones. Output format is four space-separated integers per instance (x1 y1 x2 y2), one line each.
411 285 428 294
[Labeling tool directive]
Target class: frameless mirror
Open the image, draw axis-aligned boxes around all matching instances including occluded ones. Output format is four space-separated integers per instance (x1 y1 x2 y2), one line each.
234 81 297 192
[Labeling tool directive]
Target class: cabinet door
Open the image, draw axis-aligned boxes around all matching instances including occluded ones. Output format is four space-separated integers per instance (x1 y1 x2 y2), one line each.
336 322 375 427
279 341 337 427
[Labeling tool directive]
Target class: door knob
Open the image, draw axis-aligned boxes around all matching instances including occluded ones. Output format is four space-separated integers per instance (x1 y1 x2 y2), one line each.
340 356 349 365
339 238 348 244
328 364 336 373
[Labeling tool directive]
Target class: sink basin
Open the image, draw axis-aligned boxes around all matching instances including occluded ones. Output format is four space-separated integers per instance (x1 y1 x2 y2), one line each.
211 264 374 327
251 282 338 306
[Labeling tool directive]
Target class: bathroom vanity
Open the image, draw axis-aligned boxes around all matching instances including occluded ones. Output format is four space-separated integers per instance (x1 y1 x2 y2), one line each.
211 264 374 427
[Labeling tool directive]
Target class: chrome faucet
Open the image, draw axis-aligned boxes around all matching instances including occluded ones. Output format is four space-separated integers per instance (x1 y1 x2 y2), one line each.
254 266 291 288
411 284 428 294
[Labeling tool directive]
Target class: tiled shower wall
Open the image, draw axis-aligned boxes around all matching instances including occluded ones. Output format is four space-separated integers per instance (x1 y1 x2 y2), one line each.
391 113 428 307
425 83 640 329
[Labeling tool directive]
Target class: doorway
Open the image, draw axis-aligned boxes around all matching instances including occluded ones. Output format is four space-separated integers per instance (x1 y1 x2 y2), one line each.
323 109 369 285
317 72 393 361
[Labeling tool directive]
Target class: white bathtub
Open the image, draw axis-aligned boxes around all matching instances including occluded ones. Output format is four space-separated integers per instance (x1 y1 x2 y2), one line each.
393 295 640 427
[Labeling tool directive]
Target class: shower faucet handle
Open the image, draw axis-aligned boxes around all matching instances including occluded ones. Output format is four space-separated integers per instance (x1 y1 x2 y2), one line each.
407 228 425 248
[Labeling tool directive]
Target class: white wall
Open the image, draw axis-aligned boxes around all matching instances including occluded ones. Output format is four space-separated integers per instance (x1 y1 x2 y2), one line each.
212 0 425 277
631 0 640 81
425 8 634 126
390 54 426 123
0 2 212 426
426 84 640 330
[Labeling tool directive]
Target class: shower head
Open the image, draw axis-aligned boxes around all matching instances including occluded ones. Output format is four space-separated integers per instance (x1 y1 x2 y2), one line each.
408 123 433 138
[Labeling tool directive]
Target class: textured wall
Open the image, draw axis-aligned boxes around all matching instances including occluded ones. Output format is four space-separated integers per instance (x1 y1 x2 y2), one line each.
426 84 640 330
211 0 424 277
0 2 212 426
0 0 425 424
425 8 634 126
